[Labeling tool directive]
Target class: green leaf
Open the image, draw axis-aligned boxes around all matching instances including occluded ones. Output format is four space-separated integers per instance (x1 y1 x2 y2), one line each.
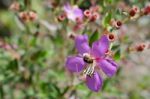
114 49 121 61
7 59 18 71
107 0 113 3
111 44 120 51
30 49 47 61
79 0 91 10
102 12 112 28
89 30 99 46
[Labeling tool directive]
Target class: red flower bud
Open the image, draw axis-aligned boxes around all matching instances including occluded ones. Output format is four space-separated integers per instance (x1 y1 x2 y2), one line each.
84 10 91 17
136 43 146 52
129 9 136 16
29 11 38 21
68 33 76 40
10 2 20 11
129 6 139 17
90 12 99 22
19 11 28 21
57 14 66 22
76 17 83 24
143 5 150 15
73 24 83 32
107 33 116 42
105 49 113 57
115 20 122 29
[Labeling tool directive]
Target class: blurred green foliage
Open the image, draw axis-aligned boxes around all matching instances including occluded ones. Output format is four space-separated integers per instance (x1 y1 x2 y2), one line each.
0 0 149 99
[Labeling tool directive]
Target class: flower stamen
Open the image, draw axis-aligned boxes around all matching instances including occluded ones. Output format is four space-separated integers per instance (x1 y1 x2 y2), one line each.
83 61 96 77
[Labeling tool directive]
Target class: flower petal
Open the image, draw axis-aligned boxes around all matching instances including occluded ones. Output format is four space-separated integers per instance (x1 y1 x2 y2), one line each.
106 58 118 68
63 3 76 21
73 6 83 19
75 35 90 55
91 35 109 57
66 56 85 72
98 59 118 77
64 4 83 21
86 72 103 92
63 3 71 13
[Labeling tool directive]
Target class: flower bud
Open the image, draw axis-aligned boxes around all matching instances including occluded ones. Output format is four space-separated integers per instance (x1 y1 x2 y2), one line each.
84 10 91 17
29 11 38 21
19 11 28 21
129 6 139 17
57 14 66 22
129 9 136 16
143 5 150 15
107 33 116 42
111 19 122 29
75 17 83 24
68 33 76 40
115 20 122 29
105 49 113 57
90 12 99 22
73 23 83 32
136 43 146 52
10 2 20 11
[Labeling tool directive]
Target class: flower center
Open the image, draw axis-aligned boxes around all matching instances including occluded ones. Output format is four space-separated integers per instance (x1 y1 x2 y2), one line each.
83 53 93 64
83 53 95 77
83 63 95 77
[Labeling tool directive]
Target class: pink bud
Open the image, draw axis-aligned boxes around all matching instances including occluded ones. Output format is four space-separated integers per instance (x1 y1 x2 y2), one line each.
84 10 91 17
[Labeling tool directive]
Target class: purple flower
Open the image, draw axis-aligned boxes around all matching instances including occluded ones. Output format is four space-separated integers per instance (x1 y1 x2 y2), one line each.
66 34 118 92
63 3 83 22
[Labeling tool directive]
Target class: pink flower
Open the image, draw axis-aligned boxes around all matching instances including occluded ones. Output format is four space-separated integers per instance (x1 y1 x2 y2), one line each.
63 3 83 22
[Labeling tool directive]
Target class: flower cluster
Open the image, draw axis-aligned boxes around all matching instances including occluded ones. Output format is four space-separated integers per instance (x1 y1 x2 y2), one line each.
19 11 37 22
84 6 100 22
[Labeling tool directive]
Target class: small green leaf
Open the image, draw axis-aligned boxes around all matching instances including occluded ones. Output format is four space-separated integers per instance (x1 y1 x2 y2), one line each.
111 44 120 51
102 12 112 28
7 59 18 71
114 49 121 61
30 50 47 61
79 0 91 10
89 30 99 46
107 0 113 3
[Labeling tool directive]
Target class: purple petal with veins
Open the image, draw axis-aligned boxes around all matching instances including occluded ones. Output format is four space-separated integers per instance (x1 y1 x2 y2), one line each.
86 72 103 92
66 56 85 72
91 35 109 58
75 34 90 55
97 59 117 77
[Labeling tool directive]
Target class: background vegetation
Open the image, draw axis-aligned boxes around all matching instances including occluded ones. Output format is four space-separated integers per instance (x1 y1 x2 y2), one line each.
0 0 150 99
